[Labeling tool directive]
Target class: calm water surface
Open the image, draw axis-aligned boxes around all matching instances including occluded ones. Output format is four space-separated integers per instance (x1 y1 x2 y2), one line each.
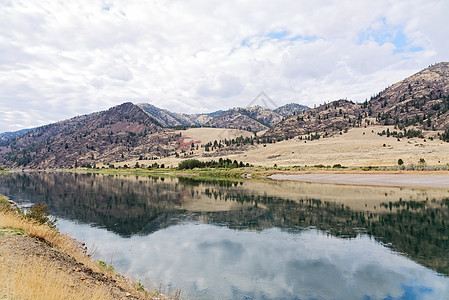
1 172 449 299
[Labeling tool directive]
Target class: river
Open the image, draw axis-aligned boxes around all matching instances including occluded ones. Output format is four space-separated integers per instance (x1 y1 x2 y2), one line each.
0 172 448 299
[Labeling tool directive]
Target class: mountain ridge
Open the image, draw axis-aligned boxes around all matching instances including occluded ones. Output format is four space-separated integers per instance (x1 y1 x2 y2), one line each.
2 62 449 169
0 102 180 168
265 62 449 140
138 102 310 130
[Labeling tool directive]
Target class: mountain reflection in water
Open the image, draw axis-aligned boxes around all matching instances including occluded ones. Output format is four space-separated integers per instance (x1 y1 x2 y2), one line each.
1 171 449 298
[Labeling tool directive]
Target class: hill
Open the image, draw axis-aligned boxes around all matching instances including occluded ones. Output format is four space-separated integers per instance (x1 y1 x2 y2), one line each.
274 103 309 117
152 126 449 168
0 128 34 142
265 62 449 140
370 62 449 129
0 103 180 169
2 63 449 169
138 103 309 130
204 106 281 132
137 103 216 127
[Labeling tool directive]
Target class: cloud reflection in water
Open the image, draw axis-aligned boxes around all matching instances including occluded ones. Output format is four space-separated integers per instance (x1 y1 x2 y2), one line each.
58 221 449 299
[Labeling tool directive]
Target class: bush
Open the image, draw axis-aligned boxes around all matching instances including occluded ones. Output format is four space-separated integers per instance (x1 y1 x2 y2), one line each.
398 159 404 166
441 129 449 142
0 195 10 210
178 159 203 170
21 203 57 229
313 164 326 168
332 164 345 168
178 158 251 170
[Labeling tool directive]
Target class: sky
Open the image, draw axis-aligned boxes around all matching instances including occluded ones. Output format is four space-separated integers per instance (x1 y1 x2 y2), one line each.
0 0 448 133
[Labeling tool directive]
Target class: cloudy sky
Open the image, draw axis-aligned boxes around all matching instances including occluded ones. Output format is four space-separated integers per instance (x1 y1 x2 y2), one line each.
1 0 448 133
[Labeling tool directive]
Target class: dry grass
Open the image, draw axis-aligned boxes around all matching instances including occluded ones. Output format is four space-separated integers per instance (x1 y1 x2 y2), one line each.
0 203 180 299
0 206 103 274
0 207 113 299
144 126 449 168
0 252 111 300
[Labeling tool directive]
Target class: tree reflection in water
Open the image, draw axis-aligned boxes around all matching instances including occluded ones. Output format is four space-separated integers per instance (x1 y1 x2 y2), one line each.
1 172 448 275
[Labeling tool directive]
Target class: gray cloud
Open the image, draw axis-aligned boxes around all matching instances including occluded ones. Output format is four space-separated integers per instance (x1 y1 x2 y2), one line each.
196 73 244 98
1 0 448 132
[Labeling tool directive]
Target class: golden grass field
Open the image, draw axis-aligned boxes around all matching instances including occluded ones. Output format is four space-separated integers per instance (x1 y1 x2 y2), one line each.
114 126 449 169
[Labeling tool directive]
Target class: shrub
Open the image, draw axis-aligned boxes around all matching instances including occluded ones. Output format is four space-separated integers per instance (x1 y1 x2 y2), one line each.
313 164 326 168
21 203 57 229
178 159 203 170
0 195 10 210
398 159 404 166
441 129 449 142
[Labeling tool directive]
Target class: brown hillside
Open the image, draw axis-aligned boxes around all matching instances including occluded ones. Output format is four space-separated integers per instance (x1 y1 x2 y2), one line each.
264 100 366 140
265 62 449 140
0 103 180 169
205 108 270 132
370 62 449 129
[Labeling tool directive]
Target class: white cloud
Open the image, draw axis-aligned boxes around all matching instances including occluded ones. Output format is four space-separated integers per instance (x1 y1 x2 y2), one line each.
196 73 244 98
0 0 448 132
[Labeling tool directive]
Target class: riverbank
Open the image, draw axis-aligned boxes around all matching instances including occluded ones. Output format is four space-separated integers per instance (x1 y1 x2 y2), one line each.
62 166 449 187
269 173 449 189
0 196 179 299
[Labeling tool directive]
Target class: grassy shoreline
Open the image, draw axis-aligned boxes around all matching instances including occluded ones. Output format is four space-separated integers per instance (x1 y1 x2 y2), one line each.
61 164 449 179
0 196 180 299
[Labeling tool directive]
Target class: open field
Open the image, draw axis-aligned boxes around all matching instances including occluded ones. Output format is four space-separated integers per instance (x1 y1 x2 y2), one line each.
176 127 254 146
113 126 449 169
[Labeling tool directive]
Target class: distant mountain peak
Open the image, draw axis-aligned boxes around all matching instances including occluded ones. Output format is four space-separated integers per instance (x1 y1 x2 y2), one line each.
137 102 310 130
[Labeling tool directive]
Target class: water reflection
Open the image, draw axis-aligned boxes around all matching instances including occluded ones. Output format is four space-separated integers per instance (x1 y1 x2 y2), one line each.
1 172 449 298
58 221 448 299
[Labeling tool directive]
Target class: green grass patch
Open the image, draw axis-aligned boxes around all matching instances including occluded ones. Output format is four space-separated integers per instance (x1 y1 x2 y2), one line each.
0 226 26 236
96 260 115 273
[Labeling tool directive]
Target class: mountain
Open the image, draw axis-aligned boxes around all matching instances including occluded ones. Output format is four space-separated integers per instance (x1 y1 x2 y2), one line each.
264 99 365 139
274 103 310 117
237 106 284 127
369 62 449 129
0 100 310 168
204 107 270 132
138 103 310 130
265 62 449 140
3 63 447 168
137 103 215 127
0 103 180 169
0 128 35 142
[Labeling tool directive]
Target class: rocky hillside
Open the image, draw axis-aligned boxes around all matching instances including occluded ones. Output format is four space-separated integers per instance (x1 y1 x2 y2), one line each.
137 103 217 127
265 62 449 140
237 106 284 127
204 105 293 131
204 108 269 132
0 103 180 169
0 101 309 168
264 100 366 139
0 128 34 142
370 62 449 129
138 103 309 130
274 103 309 117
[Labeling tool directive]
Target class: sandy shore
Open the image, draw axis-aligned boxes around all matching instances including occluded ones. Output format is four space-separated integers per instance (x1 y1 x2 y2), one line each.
269 173 449 188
